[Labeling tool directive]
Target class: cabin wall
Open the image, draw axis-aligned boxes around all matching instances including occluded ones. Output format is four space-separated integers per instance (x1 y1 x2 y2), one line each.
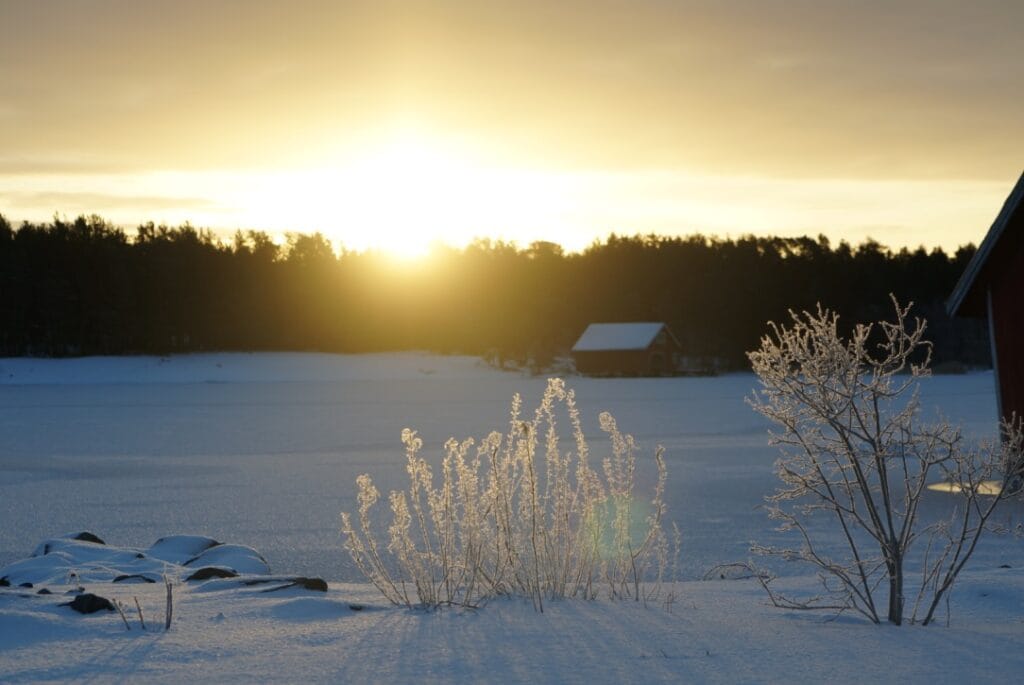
573 350 652 376
648 335 679 374
573 339 683 376
990 235 1024 424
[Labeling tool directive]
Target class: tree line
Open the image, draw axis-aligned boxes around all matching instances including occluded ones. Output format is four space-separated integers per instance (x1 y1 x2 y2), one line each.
0 214 989 369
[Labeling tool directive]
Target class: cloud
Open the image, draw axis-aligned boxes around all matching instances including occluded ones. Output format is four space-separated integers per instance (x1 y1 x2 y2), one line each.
0 156 137 175
0 190 216 213
1 0 1021 180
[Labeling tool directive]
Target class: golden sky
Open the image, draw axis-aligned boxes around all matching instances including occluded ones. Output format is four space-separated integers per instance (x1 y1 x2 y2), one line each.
1 0 1022 255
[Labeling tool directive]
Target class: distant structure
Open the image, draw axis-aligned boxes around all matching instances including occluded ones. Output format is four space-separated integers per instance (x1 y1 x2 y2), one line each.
947 169 1024 425
571 322 683 376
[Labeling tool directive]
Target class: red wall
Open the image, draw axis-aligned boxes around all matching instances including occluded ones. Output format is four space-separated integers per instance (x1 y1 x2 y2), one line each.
574 350 653 376
573 337 680 376
990 230 1024 425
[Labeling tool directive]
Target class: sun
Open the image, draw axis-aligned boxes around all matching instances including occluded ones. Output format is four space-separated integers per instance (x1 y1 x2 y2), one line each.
232 131 569 259
341 136 478 259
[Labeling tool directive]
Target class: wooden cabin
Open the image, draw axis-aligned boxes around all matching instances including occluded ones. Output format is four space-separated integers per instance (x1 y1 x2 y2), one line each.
947 170 1024 425
571 322 682 376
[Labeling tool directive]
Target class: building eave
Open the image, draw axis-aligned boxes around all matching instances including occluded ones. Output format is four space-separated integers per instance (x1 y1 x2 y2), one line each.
947 170 1024 318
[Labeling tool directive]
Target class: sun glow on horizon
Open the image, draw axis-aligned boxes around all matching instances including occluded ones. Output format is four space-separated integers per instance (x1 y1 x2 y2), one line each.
0 127 1011 258
2 2 1022 258
229 131 577 259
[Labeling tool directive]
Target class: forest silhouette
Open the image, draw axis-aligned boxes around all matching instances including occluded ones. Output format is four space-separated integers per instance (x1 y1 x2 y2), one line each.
0 214 989 370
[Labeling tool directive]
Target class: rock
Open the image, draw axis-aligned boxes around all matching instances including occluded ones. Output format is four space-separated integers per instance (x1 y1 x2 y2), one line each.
71 532 106 545
62 593 115 614
293 577 328 592
185 567 239 581
0 576 9 587
260 576 328 593
113 574 157 583
37 588 52 595
18 582 33 588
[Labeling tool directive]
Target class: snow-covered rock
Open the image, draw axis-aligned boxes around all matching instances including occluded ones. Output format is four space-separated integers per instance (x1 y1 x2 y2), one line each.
147 535 223 564
1 535 270 587
181 544 270 575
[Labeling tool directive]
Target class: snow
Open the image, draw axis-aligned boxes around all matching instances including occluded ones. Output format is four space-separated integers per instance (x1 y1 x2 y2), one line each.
571 322 666 351
3 563 1024 683
0 351 493 385
1 353 1023 682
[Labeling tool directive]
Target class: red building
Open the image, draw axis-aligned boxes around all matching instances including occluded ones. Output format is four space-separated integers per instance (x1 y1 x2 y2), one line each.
571 322 682 376
948 170 1024 425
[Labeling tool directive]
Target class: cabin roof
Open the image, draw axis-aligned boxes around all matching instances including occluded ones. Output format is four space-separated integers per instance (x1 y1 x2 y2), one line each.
571 322 669 352
948 170 1024 317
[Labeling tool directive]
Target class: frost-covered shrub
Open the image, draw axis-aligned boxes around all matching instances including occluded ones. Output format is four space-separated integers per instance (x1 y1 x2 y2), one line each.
748 298 1024 625
341 378 678 610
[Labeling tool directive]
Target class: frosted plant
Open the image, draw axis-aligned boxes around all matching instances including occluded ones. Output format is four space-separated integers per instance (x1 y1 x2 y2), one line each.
748 298 1024 625
340 378 678 610
600 411 670 601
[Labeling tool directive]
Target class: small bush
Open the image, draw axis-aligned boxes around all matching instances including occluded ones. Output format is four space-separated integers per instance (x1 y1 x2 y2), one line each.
748 298 1024 625
341 378 678 610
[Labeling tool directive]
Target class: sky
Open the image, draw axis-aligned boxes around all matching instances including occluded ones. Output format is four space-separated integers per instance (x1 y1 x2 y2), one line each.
1 0 1022 256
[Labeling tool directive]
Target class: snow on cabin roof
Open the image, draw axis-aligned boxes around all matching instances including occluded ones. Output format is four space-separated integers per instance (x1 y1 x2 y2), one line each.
572 322 666 352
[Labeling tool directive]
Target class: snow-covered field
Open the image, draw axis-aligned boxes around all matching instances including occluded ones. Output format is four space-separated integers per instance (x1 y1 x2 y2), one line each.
2 353 1023 683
